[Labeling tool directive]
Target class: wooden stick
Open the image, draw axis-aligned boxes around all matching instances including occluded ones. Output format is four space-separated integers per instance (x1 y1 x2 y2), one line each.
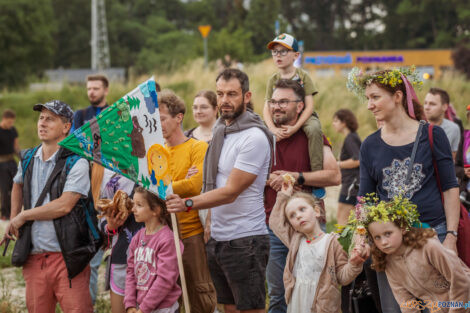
171 212 191 313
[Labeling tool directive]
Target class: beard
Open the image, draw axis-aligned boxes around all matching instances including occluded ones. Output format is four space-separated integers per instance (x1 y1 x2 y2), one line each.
89 95 105 106
219 102 245 121
272 109 297 126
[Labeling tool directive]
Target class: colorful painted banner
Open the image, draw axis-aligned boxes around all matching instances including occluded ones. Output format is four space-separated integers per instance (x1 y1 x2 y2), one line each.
59 78 171 199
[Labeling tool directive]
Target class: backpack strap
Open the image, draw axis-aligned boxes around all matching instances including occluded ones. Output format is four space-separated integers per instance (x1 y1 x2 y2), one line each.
428 124 445 206
21 145 41 180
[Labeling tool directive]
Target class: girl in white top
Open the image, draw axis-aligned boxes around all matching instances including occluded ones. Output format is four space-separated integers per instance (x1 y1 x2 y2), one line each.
269 177 370 313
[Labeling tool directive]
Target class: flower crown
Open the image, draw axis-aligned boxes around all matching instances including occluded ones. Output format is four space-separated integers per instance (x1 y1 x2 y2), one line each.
346 66 423 99
336 193 423 251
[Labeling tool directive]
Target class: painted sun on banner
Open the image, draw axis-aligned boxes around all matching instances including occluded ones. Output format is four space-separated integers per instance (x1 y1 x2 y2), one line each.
59 78 171 198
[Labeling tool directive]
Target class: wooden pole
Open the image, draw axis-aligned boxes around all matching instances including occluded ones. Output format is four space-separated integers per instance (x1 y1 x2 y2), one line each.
170 212 191 313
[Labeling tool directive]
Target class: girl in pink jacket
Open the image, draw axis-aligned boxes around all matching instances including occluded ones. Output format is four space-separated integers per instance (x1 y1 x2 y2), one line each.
124 187 182 313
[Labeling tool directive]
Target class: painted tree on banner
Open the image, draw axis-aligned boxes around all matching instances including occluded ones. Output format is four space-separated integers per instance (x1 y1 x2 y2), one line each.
59 78 171 199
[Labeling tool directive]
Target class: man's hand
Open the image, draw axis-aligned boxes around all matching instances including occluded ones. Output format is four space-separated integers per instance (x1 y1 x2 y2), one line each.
0 222 17 246
269 174 285 192
126 308 137 313
185 166 199 179
166 194 186 213
10 212 26 235
106 210 126 231
442 234 458 254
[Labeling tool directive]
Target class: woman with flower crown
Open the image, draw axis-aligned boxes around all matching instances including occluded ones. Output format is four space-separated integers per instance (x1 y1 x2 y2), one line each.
347 67 461 313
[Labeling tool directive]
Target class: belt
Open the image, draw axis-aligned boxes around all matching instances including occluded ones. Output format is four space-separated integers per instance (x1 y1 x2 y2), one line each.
0 154 14 162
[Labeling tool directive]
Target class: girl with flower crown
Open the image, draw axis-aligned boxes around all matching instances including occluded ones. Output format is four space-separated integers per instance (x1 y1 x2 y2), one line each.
351 195 470 313
347 67 461 313
269 176 369 313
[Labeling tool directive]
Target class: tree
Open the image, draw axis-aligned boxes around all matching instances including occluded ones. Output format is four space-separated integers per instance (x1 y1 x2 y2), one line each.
245 0 280 55
0 0 56 88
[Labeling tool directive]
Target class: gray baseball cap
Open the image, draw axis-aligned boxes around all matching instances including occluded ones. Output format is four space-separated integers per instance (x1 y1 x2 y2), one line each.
33 100 74 122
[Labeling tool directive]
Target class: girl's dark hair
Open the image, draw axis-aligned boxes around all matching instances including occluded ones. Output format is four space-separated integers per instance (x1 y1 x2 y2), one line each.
368 70 424 121
134 186 172 231
370 220 435 272
333 109 358 132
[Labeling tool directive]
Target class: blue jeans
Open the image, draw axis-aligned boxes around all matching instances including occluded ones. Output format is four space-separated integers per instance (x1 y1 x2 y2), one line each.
266 227 289 313
377 221 447 313
89 248 104 304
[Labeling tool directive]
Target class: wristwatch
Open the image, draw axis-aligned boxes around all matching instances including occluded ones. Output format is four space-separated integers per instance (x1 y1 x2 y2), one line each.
446 230 458 237
184 198 193 212
297 172 305 185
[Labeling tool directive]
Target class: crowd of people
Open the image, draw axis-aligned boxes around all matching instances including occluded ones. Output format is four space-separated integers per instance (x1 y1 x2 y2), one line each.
0 32 469 313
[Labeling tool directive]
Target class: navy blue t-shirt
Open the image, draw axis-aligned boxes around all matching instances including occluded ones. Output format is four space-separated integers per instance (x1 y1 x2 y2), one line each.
359 124 458 227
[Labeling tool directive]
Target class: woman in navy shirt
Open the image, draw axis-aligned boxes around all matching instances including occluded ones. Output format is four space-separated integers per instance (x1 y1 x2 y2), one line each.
348 68 460 313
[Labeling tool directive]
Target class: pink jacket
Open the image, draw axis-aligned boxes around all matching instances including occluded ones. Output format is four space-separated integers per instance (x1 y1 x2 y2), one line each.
269 192 363 313
124 226 183 313
385 237 470 313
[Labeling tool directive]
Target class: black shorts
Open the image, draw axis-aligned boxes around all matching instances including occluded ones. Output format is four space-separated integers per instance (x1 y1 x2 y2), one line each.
338 193 357 205
206 235 269 310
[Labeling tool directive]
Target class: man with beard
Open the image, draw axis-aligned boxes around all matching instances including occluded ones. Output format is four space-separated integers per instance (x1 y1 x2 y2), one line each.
264 79 341 313
71 75 109 132
166 69 273 313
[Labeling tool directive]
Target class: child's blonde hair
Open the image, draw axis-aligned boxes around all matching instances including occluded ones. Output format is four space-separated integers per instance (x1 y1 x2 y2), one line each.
285 192 324 223
370 218 436 271
134 186 172 231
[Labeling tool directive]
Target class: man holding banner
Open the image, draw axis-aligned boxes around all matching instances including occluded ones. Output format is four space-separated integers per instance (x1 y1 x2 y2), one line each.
158 90 217 313
167 69 273 313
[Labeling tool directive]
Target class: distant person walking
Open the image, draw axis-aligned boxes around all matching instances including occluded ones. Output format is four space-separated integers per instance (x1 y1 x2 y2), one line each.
332 109 361 226
0 109 20 219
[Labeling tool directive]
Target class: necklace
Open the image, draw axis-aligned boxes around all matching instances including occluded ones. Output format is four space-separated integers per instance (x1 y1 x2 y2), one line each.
140 224 164 246
306 233 323 244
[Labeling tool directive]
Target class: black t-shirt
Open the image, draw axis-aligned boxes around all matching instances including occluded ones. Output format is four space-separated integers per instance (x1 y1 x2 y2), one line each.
340 132 361 195
0 126 18 155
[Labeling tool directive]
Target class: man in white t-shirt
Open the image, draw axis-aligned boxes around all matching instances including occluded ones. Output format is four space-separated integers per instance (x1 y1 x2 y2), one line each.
424 87 461 161
167 69 272 313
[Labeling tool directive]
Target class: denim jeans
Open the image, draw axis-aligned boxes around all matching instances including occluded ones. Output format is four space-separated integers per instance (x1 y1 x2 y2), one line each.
377 221 447 313
89 248 104 304
266 227 288 313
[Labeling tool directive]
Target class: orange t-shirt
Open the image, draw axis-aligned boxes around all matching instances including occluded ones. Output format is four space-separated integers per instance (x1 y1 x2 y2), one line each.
166 138 208 239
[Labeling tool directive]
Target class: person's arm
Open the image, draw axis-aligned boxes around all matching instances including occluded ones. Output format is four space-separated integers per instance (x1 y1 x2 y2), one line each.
425 238 469 312
442 187 459 252
1 182 23 243
386 274 419 313
10 191 82 231
264 76 287 141
167 168 257 212
338 159 360 169
270 145 341 191
172 141 207 198
282 95 314 137
268 183 294 246
13 138 20 157
333 237 367 286
124 235 139 311
358 141 376 196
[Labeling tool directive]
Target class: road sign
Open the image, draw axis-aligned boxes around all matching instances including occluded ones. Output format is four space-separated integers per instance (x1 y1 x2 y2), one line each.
198 25 211 38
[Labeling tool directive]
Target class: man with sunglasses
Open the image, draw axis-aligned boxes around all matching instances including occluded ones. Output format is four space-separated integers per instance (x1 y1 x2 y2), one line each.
264 79 341 313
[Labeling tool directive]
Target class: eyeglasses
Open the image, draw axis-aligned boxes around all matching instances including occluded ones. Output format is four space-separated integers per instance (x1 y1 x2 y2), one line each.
268 99 302 108
271 49 290 57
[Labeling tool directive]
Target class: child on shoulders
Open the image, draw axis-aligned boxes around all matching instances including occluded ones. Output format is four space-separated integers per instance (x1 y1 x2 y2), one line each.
264 33 325 197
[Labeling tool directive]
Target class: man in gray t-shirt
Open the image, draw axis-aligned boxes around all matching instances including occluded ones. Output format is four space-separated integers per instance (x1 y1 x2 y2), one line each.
424 87 461 161
1 100 93 312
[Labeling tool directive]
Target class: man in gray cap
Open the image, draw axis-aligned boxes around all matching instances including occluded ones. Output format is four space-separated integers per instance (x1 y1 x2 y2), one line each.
2 100 94 313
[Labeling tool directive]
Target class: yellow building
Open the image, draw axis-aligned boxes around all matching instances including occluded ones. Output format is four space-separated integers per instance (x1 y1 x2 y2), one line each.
302 49 453 79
